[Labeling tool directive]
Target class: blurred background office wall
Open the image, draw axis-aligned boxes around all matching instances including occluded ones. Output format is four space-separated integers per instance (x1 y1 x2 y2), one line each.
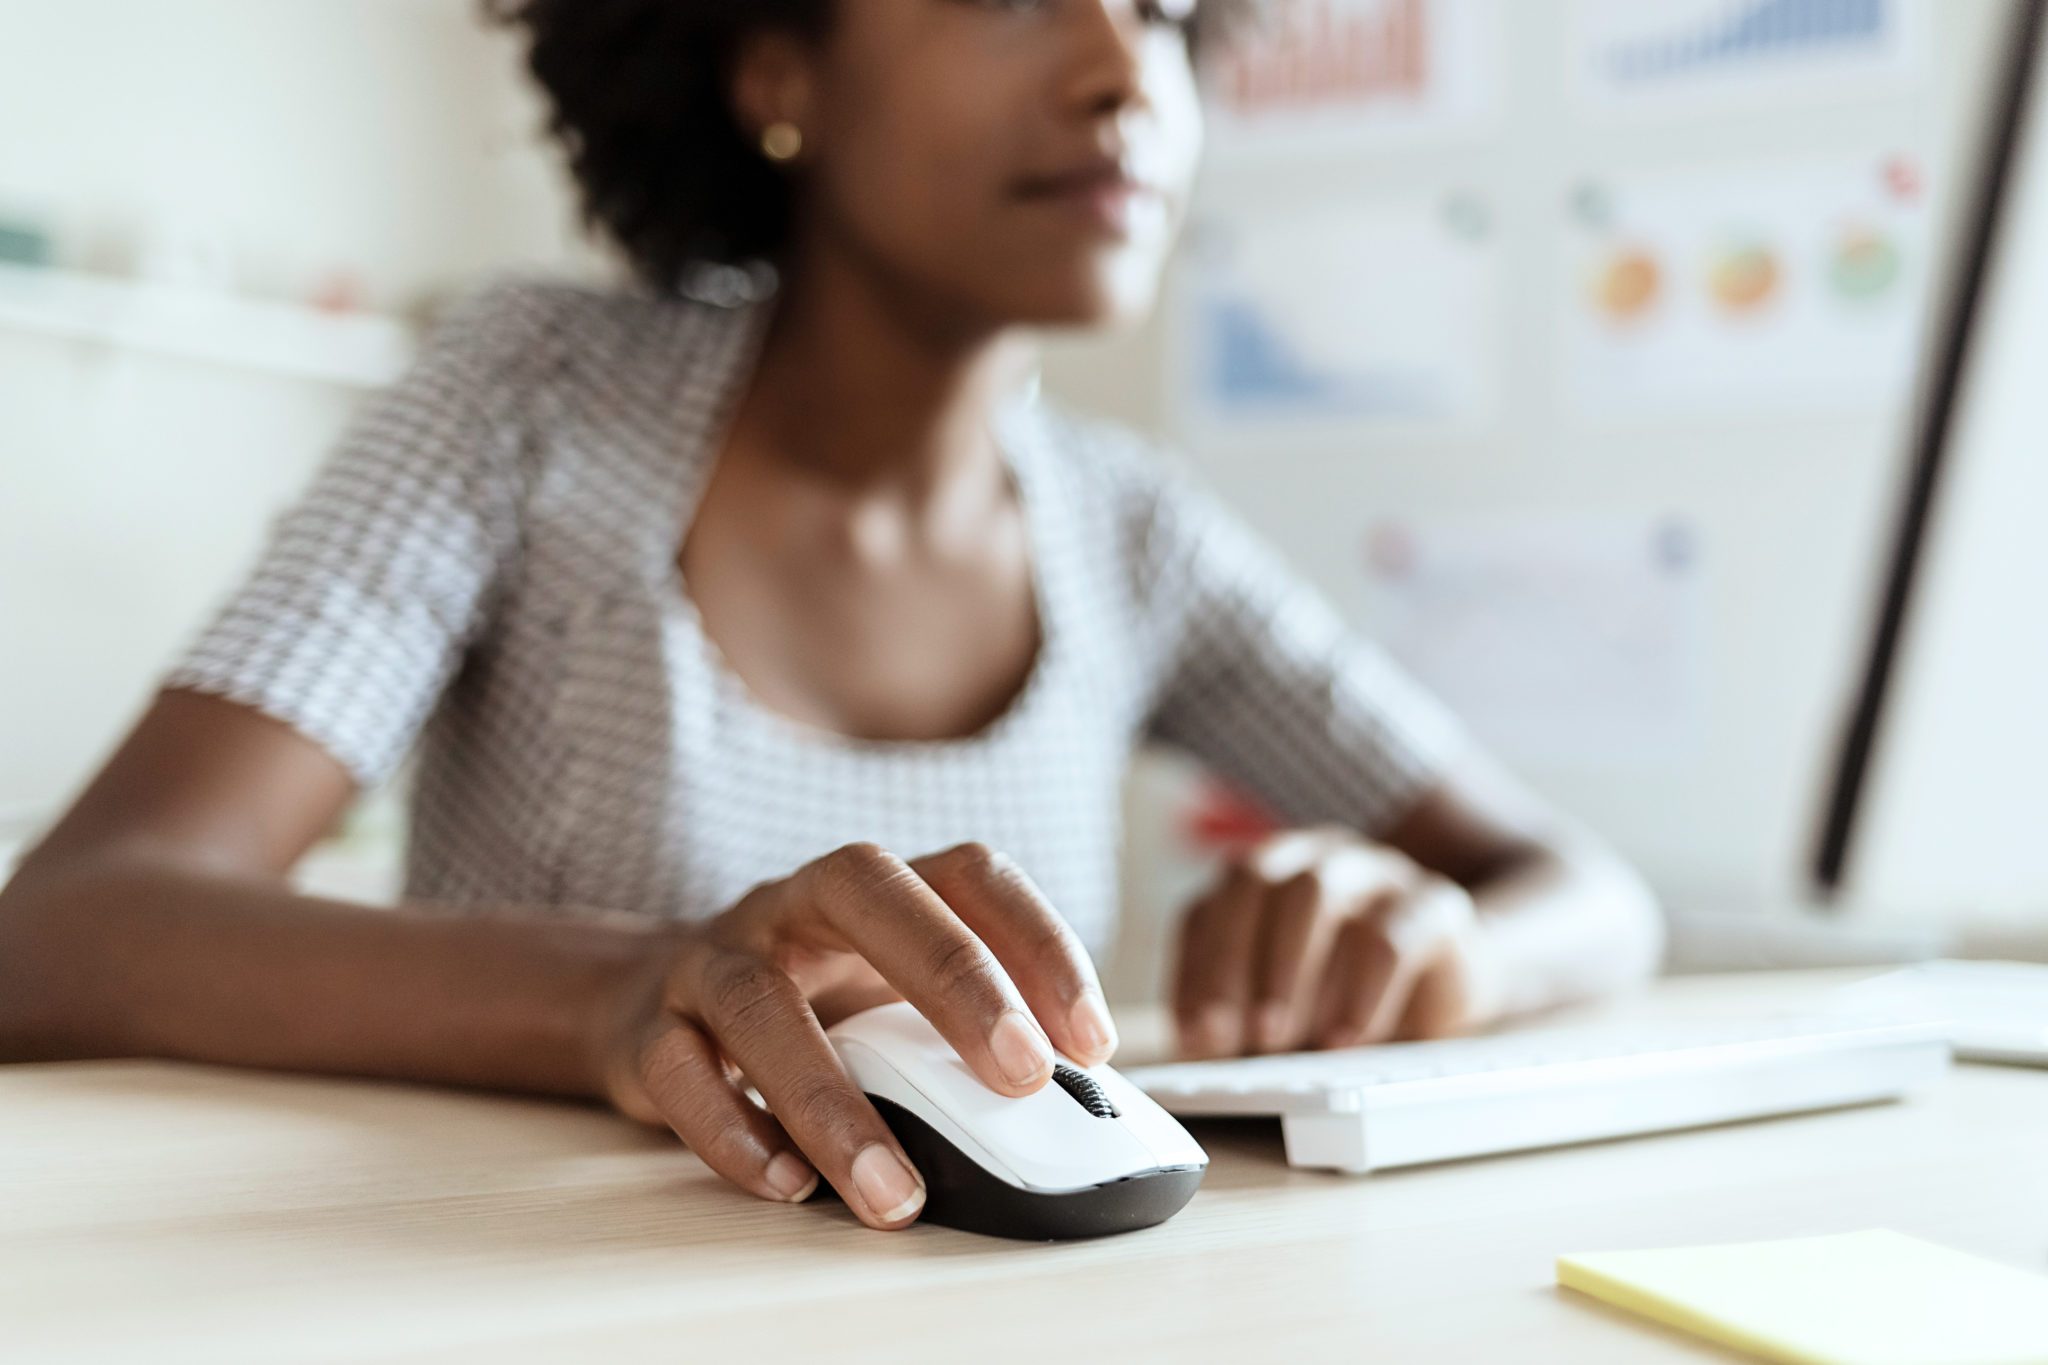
0 1 2022 992
1058 0 2022 990
0 0 598 894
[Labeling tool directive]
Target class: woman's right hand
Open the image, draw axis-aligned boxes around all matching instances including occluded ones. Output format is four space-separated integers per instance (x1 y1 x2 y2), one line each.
593 841 1118 1230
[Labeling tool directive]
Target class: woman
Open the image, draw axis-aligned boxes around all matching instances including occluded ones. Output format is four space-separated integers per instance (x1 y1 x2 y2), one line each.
0 0 1661 1232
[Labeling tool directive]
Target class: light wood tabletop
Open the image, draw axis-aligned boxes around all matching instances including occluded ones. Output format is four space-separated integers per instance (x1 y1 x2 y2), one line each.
5 970 2046 1364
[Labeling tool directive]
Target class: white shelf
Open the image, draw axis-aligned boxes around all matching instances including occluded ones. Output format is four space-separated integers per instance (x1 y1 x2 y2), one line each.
0 263 416 388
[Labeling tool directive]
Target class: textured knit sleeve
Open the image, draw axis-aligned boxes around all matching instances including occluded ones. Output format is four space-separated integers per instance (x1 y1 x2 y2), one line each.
1129 452 1470 838
160 282 541 790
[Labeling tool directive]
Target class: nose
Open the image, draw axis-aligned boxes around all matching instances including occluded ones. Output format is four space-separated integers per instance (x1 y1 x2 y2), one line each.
1059 0 1152 120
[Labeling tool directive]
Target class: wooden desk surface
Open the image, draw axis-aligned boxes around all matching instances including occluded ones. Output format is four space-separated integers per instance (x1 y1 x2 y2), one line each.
6 971 2046 1364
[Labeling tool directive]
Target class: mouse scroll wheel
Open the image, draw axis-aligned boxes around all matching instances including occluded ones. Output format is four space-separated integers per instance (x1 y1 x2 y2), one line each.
1050 1063 1120 1118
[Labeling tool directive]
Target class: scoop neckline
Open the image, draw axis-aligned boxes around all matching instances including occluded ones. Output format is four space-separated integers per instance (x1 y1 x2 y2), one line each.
652 297 1063 759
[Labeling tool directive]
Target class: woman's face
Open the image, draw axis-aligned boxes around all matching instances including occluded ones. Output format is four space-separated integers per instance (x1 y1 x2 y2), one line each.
775 0 1206 330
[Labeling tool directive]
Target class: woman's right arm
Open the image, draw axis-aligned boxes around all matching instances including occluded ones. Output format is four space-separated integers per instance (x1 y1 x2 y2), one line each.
0 688 1117 1231
0 688 658 1098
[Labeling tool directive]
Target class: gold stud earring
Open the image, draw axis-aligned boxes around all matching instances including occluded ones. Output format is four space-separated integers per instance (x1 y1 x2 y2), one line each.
761 121 803 163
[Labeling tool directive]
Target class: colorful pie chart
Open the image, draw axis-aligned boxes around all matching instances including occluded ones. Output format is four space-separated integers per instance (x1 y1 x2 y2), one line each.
1591 246 1662 323
1830 227 1902 301
1708 240 1780 315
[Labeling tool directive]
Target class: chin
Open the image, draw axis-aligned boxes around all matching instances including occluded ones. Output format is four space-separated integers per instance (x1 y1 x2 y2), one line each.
997 257 1168 332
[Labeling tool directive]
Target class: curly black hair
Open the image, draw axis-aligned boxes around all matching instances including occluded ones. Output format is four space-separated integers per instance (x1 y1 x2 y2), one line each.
486 0 1254 292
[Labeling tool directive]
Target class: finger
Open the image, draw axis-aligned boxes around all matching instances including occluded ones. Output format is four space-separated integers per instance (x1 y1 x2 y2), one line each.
1388 881 1485 1041
635 1017 819 1205
1247 870 1333 1053
683 947 927 1230
1353 916 1429 1047
809 976 904 1030
1172 862 1265 1058
720 845 1055 1096
1253 844 1423 1052
1309 904 1400 1050
1358 884 1475 1044
1169 886 1223 1057
1392 956 1468 1042
1311 887 1449 1049
909 843 1117 1066
1308 913 1376 1049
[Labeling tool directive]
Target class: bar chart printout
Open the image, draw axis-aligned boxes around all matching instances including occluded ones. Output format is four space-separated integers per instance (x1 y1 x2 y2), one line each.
1573 0 1926 110
1202 0 1495 152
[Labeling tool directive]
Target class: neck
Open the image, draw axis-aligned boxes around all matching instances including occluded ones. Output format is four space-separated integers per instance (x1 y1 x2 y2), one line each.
732 229 1038 502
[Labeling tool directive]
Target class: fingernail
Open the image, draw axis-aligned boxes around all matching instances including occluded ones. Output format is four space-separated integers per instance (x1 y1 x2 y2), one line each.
1200 1002 1243 1056
1254 1001 1291 1052
990 1009 1053 1087
764 1151 818 1203
852 1143 925 1225
1069 994 1119 1059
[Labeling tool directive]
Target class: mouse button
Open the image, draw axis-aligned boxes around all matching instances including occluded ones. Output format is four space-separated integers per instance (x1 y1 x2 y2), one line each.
833 1037 1030 1180
1088 1068 1210 1170
910 1047 1127 1140
963 1084 1162 1193
828 1005 1162 1190
830 1033 940 1101
898 1053 1159 1191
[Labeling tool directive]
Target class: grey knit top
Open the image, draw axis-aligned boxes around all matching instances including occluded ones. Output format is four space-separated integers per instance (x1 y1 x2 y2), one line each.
163 279 1466 953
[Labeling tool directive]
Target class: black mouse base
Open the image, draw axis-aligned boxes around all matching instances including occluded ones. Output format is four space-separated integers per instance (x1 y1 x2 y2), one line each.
867 1095 1206 1241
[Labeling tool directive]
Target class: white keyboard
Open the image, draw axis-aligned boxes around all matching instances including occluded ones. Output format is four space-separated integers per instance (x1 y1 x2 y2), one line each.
1122 1015 1950 1173
1835 961 2048 1066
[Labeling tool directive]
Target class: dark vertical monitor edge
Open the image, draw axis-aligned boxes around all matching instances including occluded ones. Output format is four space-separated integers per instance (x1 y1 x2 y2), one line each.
1812 0 2048 899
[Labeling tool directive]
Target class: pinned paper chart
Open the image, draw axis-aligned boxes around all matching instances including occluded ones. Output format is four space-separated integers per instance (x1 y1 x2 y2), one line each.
1564 152 1932 417
1361 513 1706 766
1573 0 1929 112
1202 0 1497 155
1177 194 1498 429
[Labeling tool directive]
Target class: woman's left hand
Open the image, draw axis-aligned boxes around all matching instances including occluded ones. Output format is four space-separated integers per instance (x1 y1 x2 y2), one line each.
1169 826 1504 1059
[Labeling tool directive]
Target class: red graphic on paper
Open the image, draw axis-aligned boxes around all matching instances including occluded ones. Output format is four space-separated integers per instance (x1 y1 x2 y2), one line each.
1181 778 1284 853
1882 155 1922 203
1213 0 1429 116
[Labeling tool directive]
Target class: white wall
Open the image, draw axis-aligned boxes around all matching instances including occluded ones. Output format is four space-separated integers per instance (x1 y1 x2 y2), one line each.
0 0 585 307
0 0 598 829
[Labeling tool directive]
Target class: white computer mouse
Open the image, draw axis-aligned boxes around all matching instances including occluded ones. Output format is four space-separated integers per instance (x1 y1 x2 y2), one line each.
826 1001 1208 1240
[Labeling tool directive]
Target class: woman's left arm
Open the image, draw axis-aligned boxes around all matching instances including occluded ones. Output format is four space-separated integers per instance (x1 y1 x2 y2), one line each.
1170 760 1665 1058
1104 437 1664 1058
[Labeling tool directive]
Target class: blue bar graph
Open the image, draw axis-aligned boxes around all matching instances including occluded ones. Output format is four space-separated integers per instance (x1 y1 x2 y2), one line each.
1201 296 1433 417
1607 0 1890 82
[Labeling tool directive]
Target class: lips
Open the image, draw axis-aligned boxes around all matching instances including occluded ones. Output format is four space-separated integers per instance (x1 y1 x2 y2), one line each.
1012 157 1166 239
1016 157 1150 197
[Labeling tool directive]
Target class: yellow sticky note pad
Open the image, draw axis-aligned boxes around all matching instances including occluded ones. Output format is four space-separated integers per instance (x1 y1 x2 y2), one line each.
1558 1230 2048 1365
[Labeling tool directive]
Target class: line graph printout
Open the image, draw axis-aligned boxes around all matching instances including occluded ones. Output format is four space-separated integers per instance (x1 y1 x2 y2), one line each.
1202 0 1497 154
1573 0 1928 112
1175 193 1500 431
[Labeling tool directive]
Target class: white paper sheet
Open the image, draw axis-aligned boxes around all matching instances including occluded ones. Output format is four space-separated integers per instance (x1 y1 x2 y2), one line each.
1561 151 1933 417
1362 513 1707 767
1175 193 1500 431
1202 0 1498 156
1571 0 1928 114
